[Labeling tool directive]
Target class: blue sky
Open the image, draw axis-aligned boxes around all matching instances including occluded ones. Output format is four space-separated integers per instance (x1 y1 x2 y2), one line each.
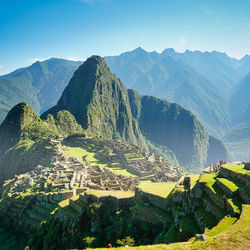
0 0 249 74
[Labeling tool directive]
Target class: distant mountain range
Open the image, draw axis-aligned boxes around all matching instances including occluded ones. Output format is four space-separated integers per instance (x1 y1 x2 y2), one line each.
0 58 81 123
105 47 250 137
0 48 249 161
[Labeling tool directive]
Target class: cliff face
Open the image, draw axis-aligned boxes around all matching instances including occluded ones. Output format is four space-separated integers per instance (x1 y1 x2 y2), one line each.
42 56 228 172
206 136 230 165
128 89 210 170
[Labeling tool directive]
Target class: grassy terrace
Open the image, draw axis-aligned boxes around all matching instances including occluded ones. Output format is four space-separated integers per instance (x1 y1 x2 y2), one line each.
138 182 176 198
85 190 134 199
92 205 250 250
222 164 248 175
206 216 237 237
63 146 137 177
199 173 242 215
216 178 239 192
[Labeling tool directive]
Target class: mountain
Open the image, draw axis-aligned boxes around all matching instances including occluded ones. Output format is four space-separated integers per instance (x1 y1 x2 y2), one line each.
0 102 83 155
105 48 231 137
0 58 82 124
230 73 250 125
162 49 241 91
42 56 146 148
238 55 250 76
42 55 228 172
223 119 250 161
0 102 39 154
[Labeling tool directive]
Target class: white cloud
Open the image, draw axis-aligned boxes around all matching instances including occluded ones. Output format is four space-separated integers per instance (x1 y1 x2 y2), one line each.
0 65 3 69
67 57 84 62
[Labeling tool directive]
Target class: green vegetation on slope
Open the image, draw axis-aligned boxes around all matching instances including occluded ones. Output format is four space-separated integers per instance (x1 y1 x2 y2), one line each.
206 216 237 237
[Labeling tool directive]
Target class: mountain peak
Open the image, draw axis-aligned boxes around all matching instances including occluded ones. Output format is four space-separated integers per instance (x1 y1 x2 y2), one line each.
42 55 143 145
132 47 147 53
0 102 38 154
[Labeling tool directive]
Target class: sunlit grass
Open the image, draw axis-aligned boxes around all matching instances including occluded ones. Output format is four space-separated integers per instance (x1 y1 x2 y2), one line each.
63 146 137 177
222 164 248 175
85 190 134 199
138 182 176 198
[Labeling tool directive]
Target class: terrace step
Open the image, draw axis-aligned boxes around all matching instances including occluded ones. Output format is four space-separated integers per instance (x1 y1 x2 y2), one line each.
216 178 239 197
59 205 82 220
220 164 249 186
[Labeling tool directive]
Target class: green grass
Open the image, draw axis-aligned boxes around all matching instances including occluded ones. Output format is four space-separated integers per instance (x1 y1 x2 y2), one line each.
58 198 70 208
200 173 242 214
216 178 239 192
85 190 134 199
206 216 237 237
199 172 218 189
222 164 248 175
63 146 97 163
138 182 177 198
63 146 136 177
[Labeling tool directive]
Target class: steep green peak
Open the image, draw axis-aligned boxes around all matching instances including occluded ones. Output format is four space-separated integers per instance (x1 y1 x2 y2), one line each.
1 102 38 129
0 102 39 154
42 55 123 124
75 55 110 78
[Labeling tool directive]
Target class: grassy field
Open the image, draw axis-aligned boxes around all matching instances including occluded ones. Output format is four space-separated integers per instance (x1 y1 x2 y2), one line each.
216 178 239 192
222 164 248 175
138 182 176 198
63 146 137 177
85 190 134 199
206 216 237 237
